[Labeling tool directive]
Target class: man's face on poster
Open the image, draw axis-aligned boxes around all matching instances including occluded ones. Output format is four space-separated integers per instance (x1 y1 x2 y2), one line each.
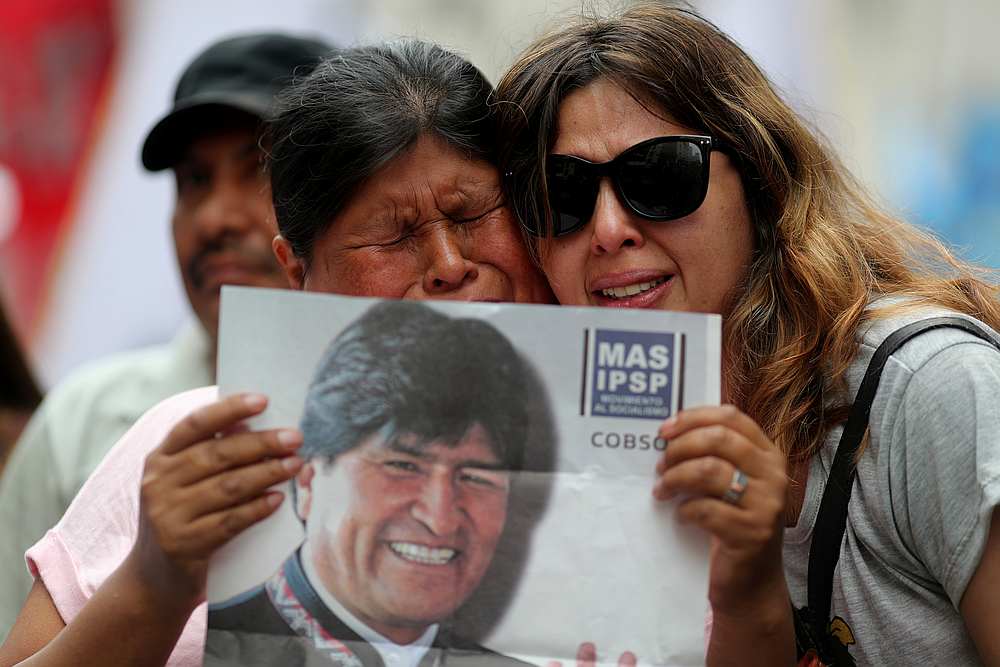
297 423 510 637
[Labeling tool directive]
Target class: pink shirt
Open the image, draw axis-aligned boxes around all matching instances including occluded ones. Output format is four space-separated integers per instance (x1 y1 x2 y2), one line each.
26 386 218 667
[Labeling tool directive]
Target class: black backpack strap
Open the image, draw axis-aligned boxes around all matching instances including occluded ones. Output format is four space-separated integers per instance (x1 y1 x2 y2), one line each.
803 316 1000 653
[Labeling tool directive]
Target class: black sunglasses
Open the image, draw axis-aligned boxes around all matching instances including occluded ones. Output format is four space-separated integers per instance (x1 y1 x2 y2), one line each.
533 135 721 238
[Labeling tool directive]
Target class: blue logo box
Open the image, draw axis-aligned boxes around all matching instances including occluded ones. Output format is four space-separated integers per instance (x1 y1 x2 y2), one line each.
590 329 675 420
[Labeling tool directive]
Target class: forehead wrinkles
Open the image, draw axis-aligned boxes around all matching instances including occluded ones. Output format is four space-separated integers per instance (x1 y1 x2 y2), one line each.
385 170 497 226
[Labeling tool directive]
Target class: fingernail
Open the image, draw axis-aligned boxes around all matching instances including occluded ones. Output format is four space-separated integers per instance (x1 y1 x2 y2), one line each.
277 429 302 449
652 479 666 500
267 492 284 508
244 393 267 410
282 456 303 473
659 415 677 436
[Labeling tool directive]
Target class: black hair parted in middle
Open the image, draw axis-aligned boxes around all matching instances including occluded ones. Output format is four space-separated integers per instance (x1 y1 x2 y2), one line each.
268 39 497 267
298 300 552 473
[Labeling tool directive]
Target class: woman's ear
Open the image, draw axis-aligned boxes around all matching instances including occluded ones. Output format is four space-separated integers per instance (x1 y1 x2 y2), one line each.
295 462 315 521
273 235 306 289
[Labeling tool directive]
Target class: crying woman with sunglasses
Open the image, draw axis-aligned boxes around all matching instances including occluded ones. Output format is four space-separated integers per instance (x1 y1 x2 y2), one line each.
497 3 1000 667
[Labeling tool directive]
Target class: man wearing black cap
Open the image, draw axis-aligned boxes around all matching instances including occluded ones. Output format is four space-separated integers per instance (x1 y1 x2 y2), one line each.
0 32 330 636
143 32 331 366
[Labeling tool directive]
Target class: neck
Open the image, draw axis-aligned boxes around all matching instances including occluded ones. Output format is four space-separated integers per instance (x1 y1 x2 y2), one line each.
208 348 218 383
198 318 218 381
206 349 218 383
364 617 426 646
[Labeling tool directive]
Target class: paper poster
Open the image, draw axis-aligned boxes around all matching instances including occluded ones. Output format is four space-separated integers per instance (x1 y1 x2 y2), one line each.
208 286 720 666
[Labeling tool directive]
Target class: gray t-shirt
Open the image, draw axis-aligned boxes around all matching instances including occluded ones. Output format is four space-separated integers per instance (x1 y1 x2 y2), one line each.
784 307 1000 665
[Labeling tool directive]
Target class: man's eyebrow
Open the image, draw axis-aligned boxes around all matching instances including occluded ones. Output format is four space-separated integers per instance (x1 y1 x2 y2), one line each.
457 459 508 472
384 440 506 470
385 440 431 459
174 140 258 170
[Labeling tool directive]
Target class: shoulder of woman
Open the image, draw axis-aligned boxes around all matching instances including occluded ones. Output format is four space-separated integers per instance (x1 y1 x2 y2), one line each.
863 318 1000 461
852 309 1000 452
858 305 1000 375
68 385 222 499
25 386 220 624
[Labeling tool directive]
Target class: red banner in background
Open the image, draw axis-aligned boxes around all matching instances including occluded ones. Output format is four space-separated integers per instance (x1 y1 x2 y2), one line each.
0 0 116 340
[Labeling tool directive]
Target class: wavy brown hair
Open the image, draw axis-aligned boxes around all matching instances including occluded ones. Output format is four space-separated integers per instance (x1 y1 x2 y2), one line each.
493 2 1000 461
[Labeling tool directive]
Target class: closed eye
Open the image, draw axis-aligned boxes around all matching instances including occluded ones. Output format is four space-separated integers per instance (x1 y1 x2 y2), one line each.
345 231 416 251
452 201 504 227
374 234 414 249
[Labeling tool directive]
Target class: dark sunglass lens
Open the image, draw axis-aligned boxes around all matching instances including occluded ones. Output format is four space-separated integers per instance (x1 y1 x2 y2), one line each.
619 139 707 219
547 156 599 236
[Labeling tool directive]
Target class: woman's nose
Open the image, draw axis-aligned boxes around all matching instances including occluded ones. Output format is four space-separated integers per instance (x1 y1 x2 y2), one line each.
422 227 479 294
589 179 645 255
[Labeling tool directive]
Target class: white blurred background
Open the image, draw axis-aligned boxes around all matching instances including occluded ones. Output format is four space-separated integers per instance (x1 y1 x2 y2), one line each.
2 0 998 388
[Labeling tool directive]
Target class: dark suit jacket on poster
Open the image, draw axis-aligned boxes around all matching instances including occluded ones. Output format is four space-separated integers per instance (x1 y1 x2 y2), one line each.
205 552 530 667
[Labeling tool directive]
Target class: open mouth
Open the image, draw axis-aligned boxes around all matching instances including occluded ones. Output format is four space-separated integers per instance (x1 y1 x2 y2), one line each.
599 276 669 300
389 542 458 565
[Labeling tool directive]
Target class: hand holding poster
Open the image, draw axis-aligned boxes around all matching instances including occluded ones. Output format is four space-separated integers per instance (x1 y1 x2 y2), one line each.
207 287 721 667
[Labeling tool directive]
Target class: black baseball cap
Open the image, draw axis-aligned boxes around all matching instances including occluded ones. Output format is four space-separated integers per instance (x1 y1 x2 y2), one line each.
141 32 331 171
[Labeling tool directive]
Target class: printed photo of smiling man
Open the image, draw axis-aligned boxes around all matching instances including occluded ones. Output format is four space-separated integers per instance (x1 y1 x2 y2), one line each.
205 300 556 667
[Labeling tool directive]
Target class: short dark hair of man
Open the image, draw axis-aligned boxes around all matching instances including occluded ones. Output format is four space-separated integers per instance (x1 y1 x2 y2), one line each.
267 39 497 267
298 301 549 473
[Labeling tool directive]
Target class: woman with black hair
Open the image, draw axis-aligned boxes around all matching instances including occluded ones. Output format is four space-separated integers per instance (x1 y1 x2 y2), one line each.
0 40 552 667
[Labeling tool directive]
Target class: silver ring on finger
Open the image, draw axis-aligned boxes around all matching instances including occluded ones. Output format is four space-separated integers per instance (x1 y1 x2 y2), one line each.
721 467 749 506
